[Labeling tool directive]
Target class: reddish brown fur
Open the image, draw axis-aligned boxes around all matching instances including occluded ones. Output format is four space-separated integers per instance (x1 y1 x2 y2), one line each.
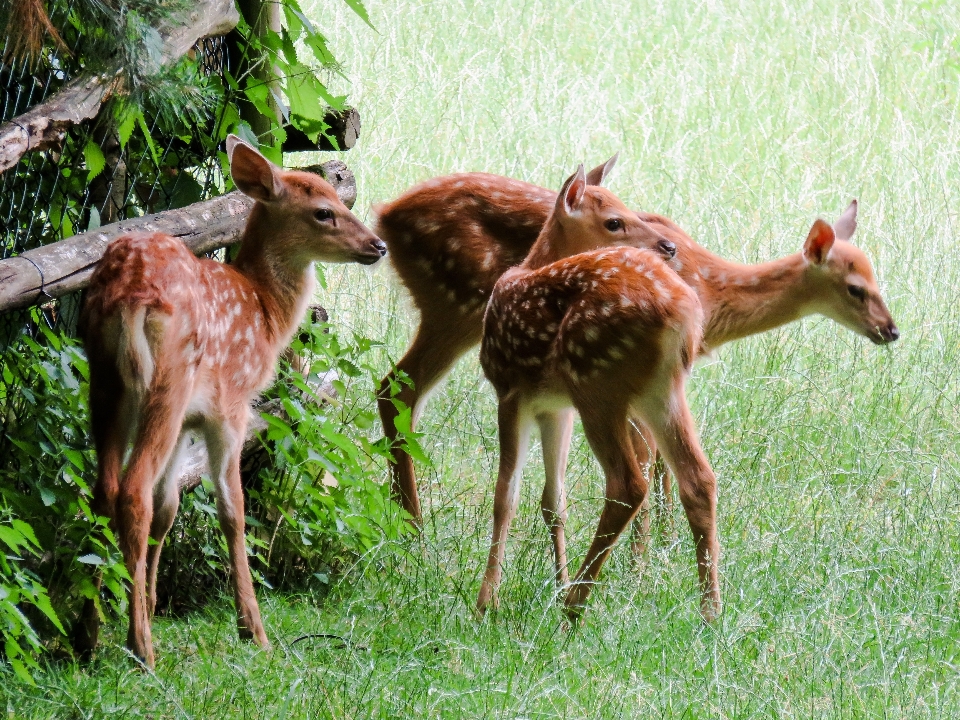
376 165 676 518
474 168 718 620
377 175 898 546
76 137 384 668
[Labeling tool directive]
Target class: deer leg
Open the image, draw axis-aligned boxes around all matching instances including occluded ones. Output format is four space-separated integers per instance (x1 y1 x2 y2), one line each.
203 413 269 649
117 382 191 668
378 314 482 524
145 431 190 618
75 364 130 659
644 380 720 622
538 408 574 588
476 396 533 615
565 408 647 618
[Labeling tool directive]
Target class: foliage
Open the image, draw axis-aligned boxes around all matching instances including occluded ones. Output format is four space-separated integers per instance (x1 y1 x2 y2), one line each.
154 317 417 613
1 0 378 685
0 315 128 682
246 320 414 587
2 0 371 254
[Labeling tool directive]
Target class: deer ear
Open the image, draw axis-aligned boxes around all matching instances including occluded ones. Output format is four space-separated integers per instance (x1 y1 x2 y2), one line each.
833 199 857 242
556 165 587 216
802 218 836 265
228 135 282 203
585 152 619 187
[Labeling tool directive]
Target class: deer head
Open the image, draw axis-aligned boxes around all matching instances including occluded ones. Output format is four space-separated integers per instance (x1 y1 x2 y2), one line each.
227 135 386 267
802 200 899 344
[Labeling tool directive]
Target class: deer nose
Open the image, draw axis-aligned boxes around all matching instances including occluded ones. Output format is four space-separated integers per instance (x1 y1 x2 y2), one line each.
371 238 387 257
656 238 677 259
885 324 900 342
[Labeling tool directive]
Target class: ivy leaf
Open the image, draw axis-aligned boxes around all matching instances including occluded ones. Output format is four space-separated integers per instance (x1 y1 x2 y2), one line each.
83 141 106 180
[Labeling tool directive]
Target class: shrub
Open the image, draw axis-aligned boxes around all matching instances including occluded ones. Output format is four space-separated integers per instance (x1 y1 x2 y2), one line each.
0 308 417 680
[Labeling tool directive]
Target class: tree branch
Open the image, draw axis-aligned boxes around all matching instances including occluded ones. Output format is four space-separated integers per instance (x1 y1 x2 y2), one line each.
0 0 240 173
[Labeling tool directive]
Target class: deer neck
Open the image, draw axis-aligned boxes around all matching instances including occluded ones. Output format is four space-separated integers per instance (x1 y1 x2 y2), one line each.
690 248 816 350
232 205 316 348
521 217 583 270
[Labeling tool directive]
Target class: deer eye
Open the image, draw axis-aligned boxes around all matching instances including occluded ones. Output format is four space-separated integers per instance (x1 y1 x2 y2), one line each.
847 284 866 301
604 218 623 232
314 208 334 222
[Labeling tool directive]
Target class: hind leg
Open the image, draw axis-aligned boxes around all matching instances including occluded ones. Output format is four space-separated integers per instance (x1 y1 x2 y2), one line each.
75 361 132 659
641 379 720 621
145 431 191 617
117 379 192 668
538 409 574 588
476 395 534 614
564 406 647 617
627 420 657 557
378 313 482 523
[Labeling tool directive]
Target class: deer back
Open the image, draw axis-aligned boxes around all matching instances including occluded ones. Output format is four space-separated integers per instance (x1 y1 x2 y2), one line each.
481 246 701 401
375 173 555 318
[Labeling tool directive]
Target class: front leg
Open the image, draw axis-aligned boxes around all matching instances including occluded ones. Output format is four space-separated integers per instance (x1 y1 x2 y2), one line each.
203 414 269 647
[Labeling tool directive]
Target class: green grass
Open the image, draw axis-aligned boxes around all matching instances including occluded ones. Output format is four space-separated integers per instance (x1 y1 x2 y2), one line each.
7 0 960 716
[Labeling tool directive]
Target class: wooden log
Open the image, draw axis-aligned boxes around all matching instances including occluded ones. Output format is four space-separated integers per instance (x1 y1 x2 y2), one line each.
0 0 240 174
0 160 356 313
282 108 362 152
0 74 119 174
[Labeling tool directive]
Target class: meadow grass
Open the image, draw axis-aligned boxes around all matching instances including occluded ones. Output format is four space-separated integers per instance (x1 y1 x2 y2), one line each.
6 0 960 716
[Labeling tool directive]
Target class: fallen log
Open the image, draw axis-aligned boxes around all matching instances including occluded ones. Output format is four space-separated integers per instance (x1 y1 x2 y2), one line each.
0 0 240 173
0 159 357 313
0 74 120 174
283 108 362 152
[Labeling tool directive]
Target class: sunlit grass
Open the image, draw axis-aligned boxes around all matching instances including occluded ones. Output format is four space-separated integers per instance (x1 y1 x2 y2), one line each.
7 0 960 716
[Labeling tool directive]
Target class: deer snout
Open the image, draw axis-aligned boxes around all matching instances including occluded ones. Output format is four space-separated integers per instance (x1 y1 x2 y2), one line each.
656 238 677 259
357 236 388 265
879 322 900 343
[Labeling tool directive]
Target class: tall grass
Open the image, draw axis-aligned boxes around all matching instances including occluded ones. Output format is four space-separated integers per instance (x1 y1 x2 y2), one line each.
6 0 960 716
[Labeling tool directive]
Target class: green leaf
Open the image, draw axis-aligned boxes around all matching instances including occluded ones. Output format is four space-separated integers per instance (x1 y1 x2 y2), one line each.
83 141 107 180
117 109 138 149
38 487 56 508
286 74 338 123
136 112 161 167
341 0 376 30
0 525 27 553
76 553 105 566
30 591 65 634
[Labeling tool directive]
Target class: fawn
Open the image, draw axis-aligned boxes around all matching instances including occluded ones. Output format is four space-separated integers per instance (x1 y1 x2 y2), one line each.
376 168 898 542
495 199 900 612
376 157 677 521
475 166 717 619
75 136 385 668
